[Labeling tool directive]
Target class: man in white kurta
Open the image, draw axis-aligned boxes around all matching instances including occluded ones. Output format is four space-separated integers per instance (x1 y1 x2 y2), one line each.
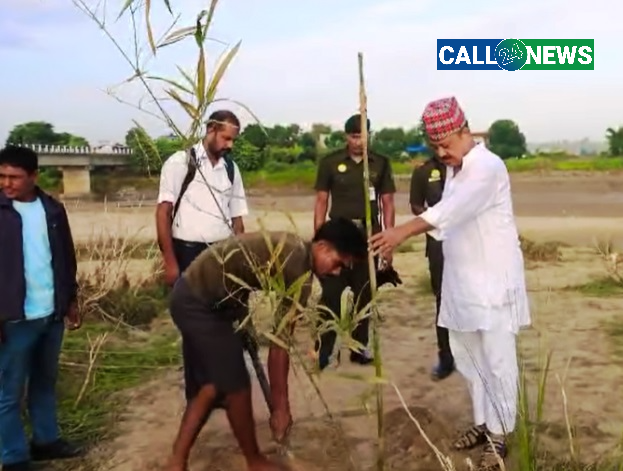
369 96 530 471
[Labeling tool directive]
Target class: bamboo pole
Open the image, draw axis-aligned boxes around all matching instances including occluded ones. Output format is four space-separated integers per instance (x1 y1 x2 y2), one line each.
358 51 385 471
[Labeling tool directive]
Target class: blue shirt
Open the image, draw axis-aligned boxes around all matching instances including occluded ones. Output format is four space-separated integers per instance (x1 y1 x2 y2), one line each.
12 198 55 320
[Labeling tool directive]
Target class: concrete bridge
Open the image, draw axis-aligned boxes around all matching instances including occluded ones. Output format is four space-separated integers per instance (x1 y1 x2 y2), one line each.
12 144 133 197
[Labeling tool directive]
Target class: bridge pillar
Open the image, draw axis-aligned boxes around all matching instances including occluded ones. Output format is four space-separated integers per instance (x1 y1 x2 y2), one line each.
60 167 91 197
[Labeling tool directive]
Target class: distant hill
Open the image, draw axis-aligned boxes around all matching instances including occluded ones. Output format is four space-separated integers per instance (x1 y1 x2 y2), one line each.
527 139 608 155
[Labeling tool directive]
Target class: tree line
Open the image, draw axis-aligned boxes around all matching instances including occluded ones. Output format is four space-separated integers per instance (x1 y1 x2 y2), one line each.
122 123 429 174
125 120 531 174
5 120 623 176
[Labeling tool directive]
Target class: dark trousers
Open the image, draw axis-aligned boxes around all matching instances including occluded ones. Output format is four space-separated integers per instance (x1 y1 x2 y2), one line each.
170 278 250 409
0 316 64 465
315 256 375 365
427 237 454 366
172 238 210 274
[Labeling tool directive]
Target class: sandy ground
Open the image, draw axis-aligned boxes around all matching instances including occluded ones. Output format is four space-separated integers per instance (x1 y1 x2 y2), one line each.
65 173 623 471
65 172 623 247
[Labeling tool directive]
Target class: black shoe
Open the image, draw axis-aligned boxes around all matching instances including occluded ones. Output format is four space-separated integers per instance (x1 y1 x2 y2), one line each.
31 439 82 462
431 361 455 381
350 350 374 365
2 462 31 471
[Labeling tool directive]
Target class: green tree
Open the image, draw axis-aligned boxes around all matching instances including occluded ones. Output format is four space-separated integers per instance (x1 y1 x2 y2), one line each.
66 135 90 147
154 135 184 160
324 130 346 149
56 132 89 147
267 124 300 147
606 127 623 156
405 126 426 148
7 122 58 145
370 127 407 159
232 136 264 171
125 126 161 174
240 124 269 150
487 119 527 159
267 145 303 164
6 121 90 147
298 132 317 162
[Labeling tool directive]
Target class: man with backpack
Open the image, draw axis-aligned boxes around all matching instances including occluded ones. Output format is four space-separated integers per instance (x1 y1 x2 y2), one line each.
156 110 249 286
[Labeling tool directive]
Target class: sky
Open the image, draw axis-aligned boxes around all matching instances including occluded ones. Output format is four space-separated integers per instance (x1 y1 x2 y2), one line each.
1 0 622 145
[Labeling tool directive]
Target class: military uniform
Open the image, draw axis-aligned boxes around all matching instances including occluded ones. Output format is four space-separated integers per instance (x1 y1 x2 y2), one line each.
409 157 455 377
314 148 396 367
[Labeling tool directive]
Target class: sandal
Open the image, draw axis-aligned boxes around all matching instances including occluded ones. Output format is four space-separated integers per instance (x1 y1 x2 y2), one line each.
477 435 508 470
452 424 487 450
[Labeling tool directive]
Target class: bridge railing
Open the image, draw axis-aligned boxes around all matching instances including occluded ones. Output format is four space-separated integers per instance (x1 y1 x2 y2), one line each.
9 143 133 155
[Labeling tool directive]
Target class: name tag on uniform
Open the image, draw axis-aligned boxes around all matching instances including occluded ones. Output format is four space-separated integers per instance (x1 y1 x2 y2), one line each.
368 186 376 201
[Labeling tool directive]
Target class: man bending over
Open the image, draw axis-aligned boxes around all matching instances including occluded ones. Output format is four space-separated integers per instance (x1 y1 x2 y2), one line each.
165 218 368 471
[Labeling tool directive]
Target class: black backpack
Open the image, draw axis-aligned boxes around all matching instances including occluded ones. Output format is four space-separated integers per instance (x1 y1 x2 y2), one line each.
172 147 236 221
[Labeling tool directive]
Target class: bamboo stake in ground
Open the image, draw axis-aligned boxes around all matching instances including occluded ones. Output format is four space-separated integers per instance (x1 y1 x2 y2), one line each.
358 51 385 471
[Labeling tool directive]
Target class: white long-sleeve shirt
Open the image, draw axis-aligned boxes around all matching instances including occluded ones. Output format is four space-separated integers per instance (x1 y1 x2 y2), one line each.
419 143 531 333
157 142 249 244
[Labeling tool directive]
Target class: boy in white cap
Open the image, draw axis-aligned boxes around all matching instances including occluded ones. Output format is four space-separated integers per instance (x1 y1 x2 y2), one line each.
369 97 530 470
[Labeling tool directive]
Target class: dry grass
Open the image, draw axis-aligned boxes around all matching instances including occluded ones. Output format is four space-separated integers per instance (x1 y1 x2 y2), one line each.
76 234 165 327
74 237 158 262
51 235 178 463
520 235 566 262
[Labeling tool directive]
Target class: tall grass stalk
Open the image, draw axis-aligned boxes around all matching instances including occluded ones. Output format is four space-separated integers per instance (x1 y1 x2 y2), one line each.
72 3 394 469
515 350 553 470
358 52 385 471
72 0 270 339
71 4 454 467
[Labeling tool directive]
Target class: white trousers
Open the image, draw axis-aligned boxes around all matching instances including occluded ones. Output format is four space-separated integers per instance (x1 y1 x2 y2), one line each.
449 329 519 435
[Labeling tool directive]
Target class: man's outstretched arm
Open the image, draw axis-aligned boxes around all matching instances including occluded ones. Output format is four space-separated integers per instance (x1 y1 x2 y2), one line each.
267 276 312 441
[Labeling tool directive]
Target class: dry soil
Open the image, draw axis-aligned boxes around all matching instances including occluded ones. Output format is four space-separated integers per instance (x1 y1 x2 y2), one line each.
66 172 623 471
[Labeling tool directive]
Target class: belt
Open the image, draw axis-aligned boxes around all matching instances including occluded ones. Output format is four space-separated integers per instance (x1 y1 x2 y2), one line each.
331 217 364 222
172 238 211 248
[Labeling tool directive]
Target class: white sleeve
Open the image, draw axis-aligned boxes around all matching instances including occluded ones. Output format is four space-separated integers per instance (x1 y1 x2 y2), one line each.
419 161 498 233
229 162 249 218
426 227 445 241
157 151 187 204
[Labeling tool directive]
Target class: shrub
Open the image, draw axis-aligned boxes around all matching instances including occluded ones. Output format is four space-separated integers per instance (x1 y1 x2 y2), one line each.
81 273 168 327
76 234 166 327
520 235 564 262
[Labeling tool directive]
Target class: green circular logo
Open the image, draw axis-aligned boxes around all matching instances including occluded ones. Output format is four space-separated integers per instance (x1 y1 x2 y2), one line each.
494 38 527 71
